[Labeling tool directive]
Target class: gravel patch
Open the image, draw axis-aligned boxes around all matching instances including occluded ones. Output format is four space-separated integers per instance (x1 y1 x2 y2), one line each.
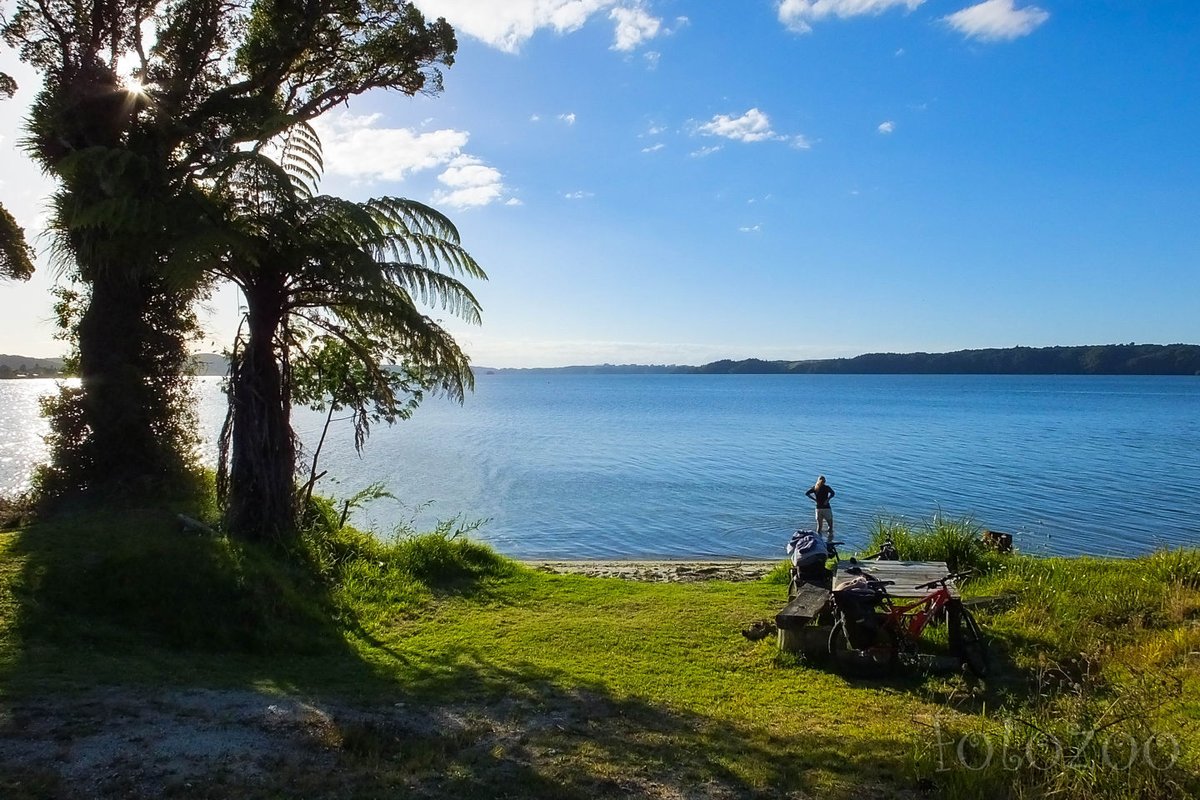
524 559 779 583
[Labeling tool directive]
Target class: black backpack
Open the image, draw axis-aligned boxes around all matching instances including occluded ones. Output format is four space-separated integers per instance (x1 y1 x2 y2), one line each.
832 578 889 649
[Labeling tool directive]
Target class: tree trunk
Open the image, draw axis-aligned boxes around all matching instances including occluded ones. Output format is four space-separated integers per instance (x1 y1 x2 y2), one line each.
225 287 297 541
44 270 196 503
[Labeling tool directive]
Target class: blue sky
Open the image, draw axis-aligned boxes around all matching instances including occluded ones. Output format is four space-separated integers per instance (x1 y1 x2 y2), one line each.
2 0 1199 367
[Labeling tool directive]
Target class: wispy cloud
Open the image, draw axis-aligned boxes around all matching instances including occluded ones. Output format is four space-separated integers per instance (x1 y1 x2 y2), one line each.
641 143 665 153
696 108 811 150
878 120 895 134
563 190 594 200
433 155 511 209
558 112 577 125
314 112 468 182
690 145 723 158
313 113 512 208
777 0 925 35
739 224 763 233
610 6 661 51
698 108 780 143
415 1 666 54
943 0 1049 41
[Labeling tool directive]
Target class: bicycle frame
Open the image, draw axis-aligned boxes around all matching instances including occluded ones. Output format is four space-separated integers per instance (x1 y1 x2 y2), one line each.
881 583 956 642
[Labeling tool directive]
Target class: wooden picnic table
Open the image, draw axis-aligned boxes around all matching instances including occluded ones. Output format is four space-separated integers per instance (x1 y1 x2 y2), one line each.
835 559 959 598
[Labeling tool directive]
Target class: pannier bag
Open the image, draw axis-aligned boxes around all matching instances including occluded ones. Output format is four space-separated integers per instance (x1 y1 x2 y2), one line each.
832 575 889 650
787 530 829 570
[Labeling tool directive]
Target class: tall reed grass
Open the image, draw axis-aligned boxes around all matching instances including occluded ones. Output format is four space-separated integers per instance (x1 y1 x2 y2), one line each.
862 514 1006 576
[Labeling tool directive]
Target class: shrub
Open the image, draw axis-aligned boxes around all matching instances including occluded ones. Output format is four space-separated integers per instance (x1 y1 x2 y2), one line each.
863 514 1002 576
1145 548 1200 590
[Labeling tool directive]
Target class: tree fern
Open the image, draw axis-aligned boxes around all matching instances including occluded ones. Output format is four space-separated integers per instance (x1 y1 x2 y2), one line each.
206 122 485 539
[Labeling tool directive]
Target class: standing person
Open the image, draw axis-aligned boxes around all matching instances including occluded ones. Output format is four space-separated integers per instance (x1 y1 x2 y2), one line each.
806 475 835 539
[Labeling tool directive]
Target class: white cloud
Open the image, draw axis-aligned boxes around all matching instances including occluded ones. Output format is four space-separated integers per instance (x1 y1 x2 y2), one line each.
505 198 524 206
415 0 667 54
790 134 813 150
690 145 723 158
413 1 610 52
558 112 577 125
641 143 665 153
610 6 661 51
643 50 662 70
314 112 468 181
313 114 513 208
698 108 780 143
943 0 1049 41
530 114 541 122
778 0 925 34
563 190 594 200
739 224 763 233
433 155 509 209
878 120 895 134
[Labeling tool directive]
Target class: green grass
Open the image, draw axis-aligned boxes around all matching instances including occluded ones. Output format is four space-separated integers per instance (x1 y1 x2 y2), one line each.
0 512 1196 798
860 514 1008 576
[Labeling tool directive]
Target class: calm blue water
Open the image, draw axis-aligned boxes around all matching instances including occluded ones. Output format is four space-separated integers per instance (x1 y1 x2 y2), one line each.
1 374 1198 559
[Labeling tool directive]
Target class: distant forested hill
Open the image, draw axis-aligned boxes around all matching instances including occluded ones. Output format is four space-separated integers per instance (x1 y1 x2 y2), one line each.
480 344 1200 376
0 354 65 378
688 344 1200 375
0 353 230 378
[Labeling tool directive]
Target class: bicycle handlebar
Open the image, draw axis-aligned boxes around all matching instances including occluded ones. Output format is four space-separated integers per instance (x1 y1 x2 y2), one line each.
913 571 972 591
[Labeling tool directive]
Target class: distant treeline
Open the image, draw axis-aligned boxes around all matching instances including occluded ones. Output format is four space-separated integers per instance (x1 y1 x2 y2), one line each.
691 344 1200 375
482 344 1200 376
0 354 65 378
0 353 231 379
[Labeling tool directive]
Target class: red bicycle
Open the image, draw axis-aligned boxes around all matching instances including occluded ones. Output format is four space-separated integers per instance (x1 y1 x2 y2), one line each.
827 570 989 678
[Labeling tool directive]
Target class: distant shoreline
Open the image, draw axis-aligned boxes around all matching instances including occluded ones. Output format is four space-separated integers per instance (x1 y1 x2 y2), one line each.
5 343 1200 379
476 343 1200 377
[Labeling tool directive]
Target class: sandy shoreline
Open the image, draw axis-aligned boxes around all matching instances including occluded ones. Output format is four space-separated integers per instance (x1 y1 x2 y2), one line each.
522 558 781 583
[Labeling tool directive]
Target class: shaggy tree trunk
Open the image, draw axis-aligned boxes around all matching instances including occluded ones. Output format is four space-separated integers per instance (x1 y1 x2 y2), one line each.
77 274 157 486
43 269 196 503
224 287 297 541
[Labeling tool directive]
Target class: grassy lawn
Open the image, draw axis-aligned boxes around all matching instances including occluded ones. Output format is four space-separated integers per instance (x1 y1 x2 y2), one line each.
0 512 1196 798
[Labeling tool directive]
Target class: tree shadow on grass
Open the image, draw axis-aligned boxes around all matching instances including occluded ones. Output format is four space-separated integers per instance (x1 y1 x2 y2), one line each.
265 645 926 800
0 510 394 695
0 513 934 798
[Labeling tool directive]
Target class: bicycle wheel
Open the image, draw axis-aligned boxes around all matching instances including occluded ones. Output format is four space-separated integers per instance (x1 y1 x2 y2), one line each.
957 608 989 678
828 618 850 660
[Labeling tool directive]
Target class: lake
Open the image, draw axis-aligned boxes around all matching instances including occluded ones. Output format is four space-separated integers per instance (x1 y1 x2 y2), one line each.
1 374 1197 559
